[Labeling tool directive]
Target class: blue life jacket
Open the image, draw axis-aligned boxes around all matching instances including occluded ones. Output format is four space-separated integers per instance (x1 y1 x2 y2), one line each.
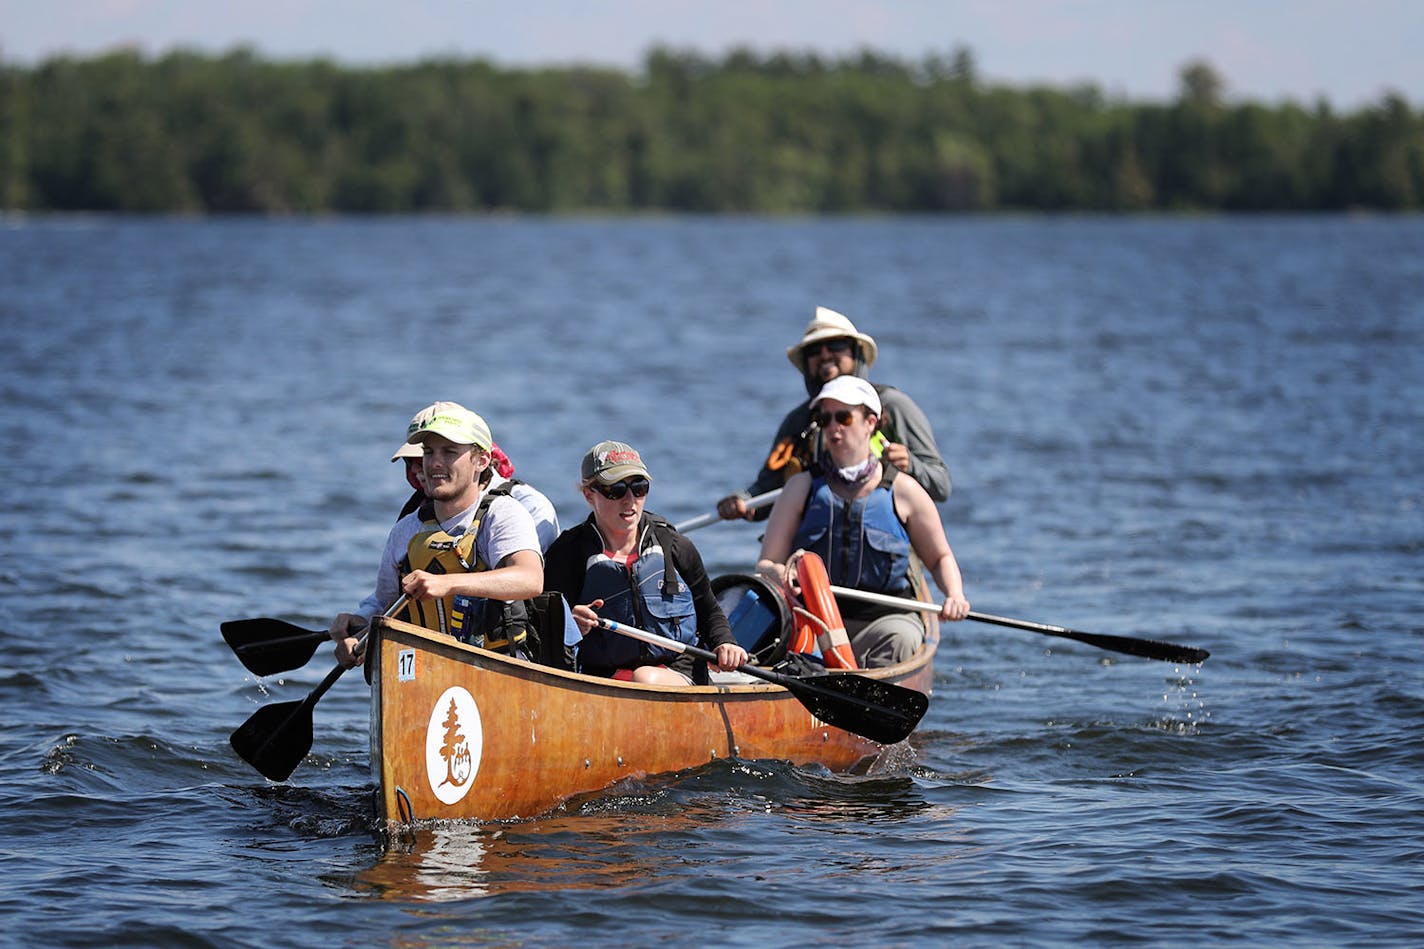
575 518 698 672
791 470 912 595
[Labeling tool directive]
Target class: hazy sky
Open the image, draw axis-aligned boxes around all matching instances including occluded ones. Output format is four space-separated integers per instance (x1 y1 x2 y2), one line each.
3 1 1419 107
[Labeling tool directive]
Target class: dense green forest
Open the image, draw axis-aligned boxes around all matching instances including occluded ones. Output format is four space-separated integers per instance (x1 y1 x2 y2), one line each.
1 46 1420 213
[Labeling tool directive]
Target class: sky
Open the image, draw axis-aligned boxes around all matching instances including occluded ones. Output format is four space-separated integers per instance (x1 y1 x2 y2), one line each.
2 0 1419 108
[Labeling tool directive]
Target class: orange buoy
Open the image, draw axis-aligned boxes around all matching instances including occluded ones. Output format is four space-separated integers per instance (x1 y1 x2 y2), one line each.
795 552 858 670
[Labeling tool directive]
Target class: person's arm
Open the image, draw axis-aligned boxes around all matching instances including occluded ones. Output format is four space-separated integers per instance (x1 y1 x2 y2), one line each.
893 477 969 621
402 496 544 603
668 531 747 670
879 388 951 502
404 549 544 602
330 518 415 667
754 471 813 585
718 403 810 519
542 524 598 638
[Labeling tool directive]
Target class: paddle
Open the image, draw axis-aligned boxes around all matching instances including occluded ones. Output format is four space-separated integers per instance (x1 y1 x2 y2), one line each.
229 597 407 781
829 585 1210 664
674 488 782 533
222 618 330 677
597 617 927 745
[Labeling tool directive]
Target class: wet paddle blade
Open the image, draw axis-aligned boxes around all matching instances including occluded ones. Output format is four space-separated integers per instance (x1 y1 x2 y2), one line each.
229 698 313 782
785 673 929 745
221 618 328 677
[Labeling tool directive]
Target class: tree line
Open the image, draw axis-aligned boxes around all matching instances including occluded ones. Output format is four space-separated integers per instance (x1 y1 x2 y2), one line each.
0 46 1420 213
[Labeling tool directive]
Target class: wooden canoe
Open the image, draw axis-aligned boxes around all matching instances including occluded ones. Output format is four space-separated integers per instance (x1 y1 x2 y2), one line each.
367 608 938 825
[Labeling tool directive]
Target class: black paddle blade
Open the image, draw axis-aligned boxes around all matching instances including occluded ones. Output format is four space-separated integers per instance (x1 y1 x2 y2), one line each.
221 618 329 677
785 673 929 745
1069 631 1209 664
229 698 313 782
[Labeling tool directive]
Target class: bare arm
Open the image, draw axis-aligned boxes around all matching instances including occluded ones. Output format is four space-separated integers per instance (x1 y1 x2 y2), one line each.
880 388 951 501
402 549 544 603
754 471 813 584
893 476 969 620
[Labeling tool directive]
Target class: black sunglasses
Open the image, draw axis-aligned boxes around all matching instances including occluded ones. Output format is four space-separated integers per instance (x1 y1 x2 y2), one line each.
815 409 859 428
594 476 651 501
803 338 853 358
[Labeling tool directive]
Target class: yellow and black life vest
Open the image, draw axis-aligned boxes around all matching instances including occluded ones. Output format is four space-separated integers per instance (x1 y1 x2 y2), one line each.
398 487 529 655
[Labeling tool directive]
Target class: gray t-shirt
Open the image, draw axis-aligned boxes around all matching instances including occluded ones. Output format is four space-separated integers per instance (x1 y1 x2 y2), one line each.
356 493 541 618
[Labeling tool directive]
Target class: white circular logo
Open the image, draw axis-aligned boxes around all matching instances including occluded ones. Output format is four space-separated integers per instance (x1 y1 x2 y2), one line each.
425 686 482 805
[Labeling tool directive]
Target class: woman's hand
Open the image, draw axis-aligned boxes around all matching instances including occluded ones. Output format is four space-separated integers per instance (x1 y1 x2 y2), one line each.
570 598 604 637
755 559 787 587
712 642 749 672
939 594 970 621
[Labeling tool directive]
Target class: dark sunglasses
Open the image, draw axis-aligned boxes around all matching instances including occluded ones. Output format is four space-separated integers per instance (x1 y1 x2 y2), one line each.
803 338 853 358
815 409 859 428
594 476 651 501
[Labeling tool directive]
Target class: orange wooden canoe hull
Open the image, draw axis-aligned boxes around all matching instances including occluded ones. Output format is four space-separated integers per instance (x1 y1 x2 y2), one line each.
368 613 937 824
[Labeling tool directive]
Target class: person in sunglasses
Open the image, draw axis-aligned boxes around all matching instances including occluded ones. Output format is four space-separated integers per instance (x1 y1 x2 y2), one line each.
755 376 970 668
543 440 748 684
716 306 950 522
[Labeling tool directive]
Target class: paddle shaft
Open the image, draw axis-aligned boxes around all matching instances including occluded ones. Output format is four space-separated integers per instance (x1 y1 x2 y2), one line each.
674 488 782 533
828 585 1209 664
595 617 928 744
598 617 757 675
230 596 408 780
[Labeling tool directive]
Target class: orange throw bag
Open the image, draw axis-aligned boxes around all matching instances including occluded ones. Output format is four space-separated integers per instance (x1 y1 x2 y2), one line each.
794 552 858 670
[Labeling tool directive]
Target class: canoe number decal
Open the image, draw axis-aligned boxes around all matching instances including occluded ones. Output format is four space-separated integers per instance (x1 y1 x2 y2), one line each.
425 686 483 805
398 649 415 681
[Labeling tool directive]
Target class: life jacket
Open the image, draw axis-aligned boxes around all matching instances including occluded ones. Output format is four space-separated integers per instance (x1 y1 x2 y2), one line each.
398 484 532 655
573 515 698 674
790 466 912 596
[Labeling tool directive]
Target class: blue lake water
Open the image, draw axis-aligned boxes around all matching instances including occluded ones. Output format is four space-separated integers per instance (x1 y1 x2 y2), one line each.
1 214 1421 947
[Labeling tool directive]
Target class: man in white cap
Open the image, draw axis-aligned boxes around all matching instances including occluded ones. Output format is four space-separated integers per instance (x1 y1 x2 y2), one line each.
717 306 949 521
329 401 544 665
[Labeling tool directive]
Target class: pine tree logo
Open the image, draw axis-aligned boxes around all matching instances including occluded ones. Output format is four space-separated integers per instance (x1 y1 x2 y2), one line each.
425 686 482 805
436 697 473 789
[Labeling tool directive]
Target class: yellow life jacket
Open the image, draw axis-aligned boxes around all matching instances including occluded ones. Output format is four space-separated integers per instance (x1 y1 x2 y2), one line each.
398 491 528 654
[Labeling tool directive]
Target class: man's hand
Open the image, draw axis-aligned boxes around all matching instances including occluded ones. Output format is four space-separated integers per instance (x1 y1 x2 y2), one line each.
716 494 751 520
327 613 370 668
402 569 453 601
881 441 912 473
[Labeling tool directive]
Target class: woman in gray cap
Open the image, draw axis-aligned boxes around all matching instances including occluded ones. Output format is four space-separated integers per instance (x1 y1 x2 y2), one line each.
543 440 748 684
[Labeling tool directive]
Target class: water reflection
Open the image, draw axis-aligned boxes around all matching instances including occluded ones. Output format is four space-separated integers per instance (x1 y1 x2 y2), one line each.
357 814 682 901
355 757 950 901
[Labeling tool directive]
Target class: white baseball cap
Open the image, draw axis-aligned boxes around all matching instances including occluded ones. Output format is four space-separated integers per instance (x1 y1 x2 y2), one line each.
811 376 881 416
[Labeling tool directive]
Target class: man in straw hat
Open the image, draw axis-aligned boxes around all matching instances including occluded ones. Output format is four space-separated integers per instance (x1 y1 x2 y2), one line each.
328 401 544 665
717 306 950 521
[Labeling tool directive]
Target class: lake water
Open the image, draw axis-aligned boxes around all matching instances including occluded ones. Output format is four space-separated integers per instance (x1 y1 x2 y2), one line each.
1 214 1421 947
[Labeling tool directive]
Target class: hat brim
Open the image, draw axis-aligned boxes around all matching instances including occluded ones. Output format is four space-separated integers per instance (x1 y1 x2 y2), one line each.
408 425 491 450
590 463 651 486
786 330 878 373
